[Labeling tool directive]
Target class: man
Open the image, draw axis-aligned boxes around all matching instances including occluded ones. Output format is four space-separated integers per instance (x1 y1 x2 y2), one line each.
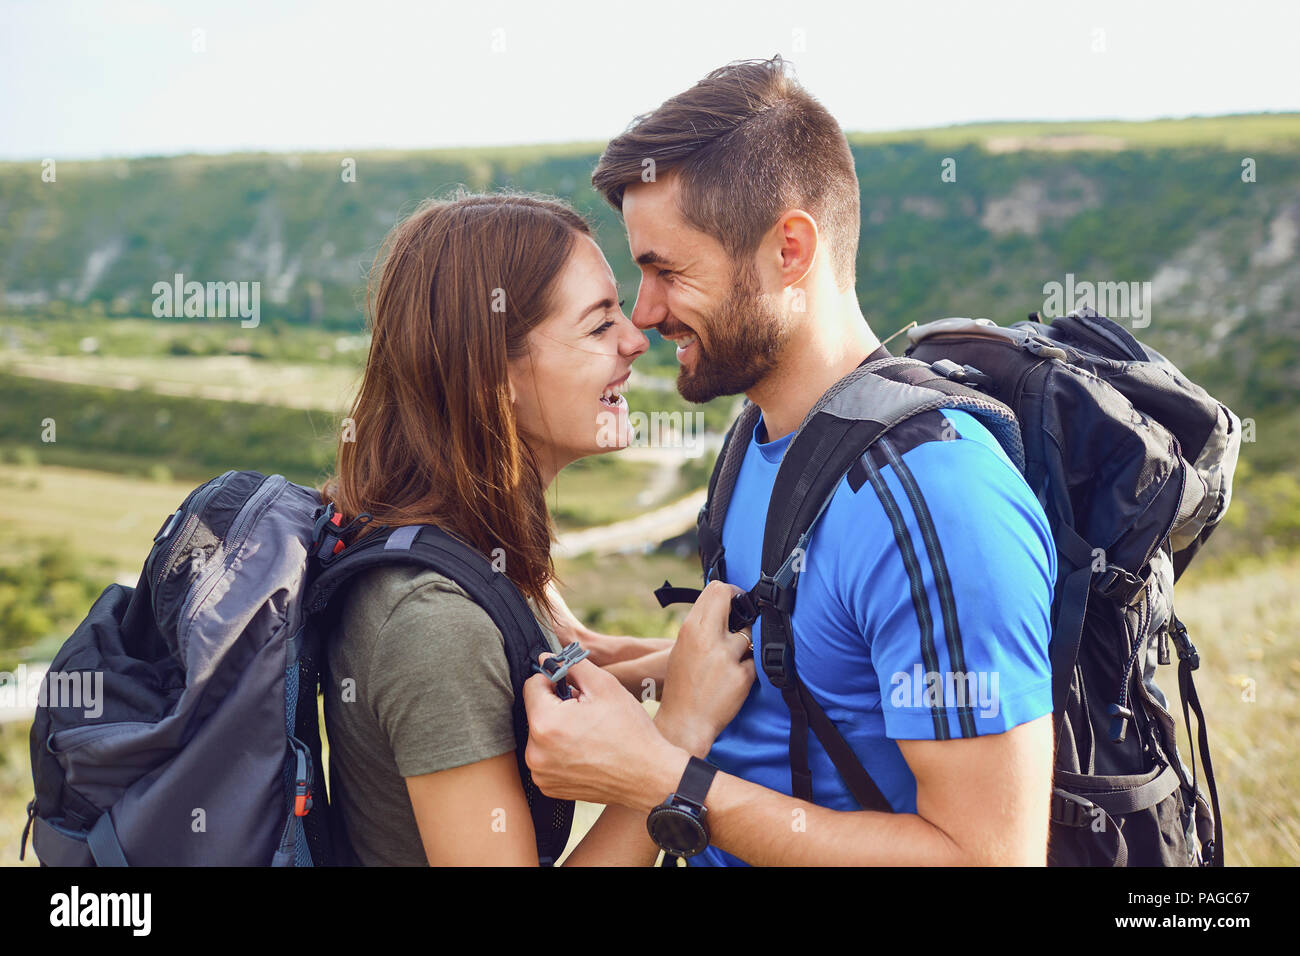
526 56 1056 866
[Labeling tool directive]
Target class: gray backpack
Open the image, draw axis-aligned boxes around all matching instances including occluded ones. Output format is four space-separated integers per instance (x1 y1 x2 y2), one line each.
23 470 574 866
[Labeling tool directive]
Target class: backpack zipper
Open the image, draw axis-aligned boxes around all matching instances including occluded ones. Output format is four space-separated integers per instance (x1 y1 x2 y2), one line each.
288 734 314 817
177 475 286 644
45 720 153 752
151 470 236 601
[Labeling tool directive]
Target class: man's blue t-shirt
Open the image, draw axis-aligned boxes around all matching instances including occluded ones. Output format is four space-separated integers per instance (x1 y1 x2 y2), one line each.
693 407 1056 867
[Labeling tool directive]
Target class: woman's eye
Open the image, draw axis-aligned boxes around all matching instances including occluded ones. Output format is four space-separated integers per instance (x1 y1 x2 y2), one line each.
590 301 625 336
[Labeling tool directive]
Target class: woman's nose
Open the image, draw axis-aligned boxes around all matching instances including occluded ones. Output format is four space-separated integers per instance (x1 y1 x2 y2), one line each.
629 279 665 331
620 315 650 357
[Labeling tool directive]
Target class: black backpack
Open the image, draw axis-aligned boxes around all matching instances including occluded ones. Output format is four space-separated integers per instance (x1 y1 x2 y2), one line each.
659 308 1238 867
23 470 574 866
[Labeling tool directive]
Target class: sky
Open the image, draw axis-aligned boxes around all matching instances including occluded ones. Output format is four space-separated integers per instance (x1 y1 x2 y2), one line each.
1 0 1296 160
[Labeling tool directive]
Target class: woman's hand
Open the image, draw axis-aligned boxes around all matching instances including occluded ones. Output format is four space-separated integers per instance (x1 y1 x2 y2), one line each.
655 580 756 757
545 580 673 666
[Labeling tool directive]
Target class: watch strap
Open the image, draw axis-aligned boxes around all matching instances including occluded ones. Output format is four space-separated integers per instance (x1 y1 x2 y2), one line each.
675 756 718 808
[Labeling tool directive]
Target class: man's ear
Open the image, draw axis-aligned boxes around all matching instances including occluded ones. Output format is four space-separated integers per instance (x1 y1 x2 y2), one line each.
776 210 818 287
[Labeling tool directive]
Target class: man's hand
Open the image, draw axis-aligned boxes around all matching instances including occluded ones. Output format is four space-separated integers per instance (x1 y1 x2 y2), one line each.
524 580 755 808
523 656 686 808
655 580 757 756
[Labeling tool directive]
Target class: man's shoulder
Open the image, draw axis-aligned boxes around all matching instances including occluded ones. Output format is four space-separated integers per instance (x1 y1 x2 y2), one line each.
829 408 1034 514
818 406 1056 587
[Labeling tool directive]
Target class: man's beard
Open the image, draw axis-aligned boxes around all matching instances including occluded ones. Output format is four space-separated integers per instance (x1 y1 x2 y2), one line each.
675 262 790 404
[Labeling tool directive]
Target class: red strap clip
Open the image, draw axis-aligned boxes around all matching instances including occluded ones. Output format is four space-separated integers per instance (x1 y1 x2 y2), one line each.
330 511 345 555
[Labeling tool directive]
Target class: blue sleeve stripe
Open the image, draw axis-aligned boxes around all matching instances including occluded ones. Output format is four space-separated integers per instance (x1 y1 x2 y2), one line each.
879 436 978 739
858 448 950 740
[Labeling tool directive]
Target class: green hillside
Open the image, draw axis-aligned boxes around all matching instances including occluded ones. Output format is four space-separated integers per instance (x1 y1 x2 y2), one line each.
2 113 1298 399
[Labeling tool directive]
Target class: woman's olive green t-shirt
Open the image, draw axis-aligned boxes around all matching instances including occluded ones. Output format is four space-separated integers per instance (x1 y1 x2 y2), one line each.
322 564 560 866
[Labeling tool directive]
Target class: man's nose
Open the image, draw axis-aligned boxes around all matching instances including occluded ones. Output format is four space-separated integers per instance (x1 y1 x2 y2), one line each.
629 278 666 331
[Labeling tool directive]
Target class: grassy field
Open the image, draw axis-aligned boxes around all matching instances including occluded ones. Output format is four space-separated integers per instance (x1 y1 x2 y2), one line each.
0 353 364 414
0 457 674 582
0 462 203 582
0 429 1292 866
1164 556 1300 865
2 544 1295 865
847 112 1300 151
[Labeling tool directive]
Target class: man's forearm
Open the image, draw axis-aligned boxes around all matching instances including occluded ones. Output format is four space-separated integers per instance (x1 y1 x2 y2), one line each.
695 773 969 866
610 744 998 867
562 710 708 866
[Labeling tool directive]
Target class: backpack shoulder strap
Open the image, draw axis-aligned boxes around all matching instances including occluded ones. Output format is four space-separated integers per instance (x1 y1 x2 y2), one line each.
754 355 1020 633
753 358 1022 811
307 524 548 664
652 401 761 618
304 522 574 865
698 401 761 583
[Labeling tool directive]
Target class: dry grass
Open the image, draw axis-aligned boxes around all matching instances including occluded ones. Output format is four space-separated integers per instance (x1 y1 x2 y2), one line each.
0 462 200 581
2 548 1295 867
1165 556 1300 865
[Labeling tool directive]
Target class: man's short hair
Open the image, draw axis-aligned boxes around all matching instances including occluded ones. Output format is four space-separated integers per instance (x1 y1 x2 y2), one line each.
592 55 860 291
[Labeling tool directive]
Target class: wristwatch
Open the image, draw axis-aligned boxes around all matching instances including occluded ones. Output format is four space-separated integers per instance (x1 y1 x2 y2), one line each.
646 756 718 859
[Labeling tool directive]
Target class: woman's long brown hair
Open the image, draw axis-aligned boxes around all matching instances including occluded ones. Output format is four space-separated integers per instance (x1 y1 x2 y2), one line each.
319 191 592 621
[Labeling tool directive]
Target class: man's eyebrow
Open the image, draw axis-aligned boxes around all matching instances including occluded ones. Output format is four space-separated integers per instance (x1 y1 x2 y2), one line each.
635 250 672 268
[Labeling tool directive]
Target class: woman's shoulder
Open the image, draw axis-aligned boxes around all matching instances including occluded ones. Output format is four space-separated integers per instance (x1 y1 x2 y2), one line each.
344 565 559 647
330 565 520 782
342 564 504 647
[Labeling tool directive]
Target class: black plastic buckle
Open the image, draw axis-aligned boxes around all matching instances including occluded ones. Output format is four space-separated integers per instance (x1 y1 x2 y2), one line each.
1093 564 1146 606
311 503 340 563
761 641 792 689
727 590 760 633
311 506 382 566
705 549 727 585
751 574 781 612
929 358 991 389
1169 617 1199 671
1050 788 1096 828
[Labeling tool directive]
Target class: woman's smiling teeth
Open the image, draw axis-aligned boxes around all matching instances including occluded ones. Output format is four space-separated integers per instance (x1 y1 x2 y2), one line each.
599 380 628 407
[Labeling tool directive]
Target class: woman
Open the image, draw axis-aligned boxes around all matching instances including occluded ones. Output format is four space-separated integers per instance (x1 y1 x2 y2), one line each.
318 191 753 865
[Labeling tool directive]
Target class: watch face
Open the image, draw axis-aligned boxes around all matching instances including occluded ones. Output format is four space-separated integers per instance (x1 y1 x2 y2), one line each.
648 807 708 857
